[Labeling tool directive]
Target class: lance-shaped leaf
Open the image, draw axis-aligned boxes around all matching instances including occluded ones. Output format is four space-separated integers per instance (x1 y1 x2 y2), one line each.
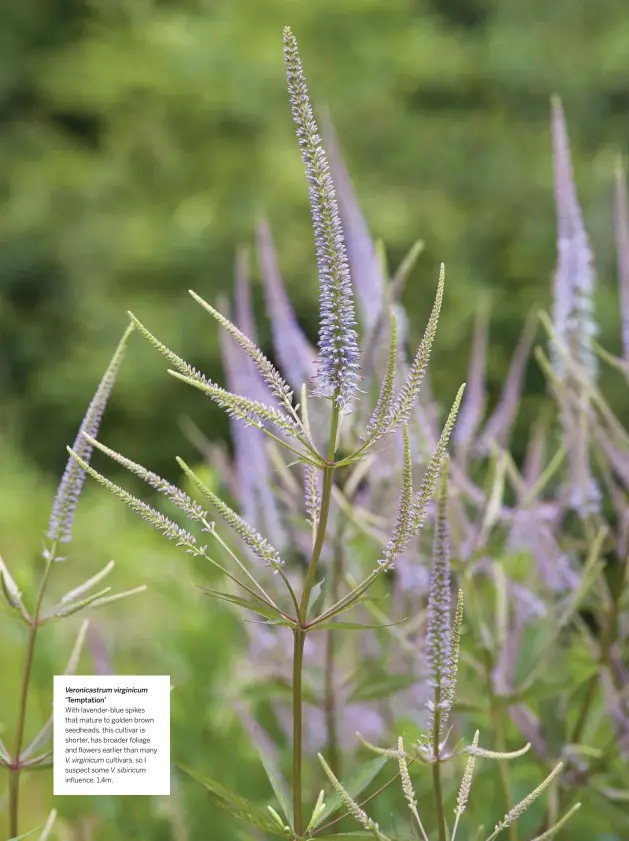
242 715 293 827
283 27 360 407
196 586 292 624
178 764 288 836
322 111 385 335
256 219 317 392
53 585 147 619
387 264 445 433
40 561 146 621
47 323 133 544
306 790 327 833
550 96 598 381
177 458 285 572
615 159 629 364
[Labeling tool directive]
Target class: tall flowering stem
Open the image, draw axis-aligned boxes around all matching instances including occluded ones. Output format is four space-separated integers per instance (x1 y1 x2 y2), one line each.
9 326 132 838
283 27 360 407
293 404 340 834
8 560 54 839
47 324 134 544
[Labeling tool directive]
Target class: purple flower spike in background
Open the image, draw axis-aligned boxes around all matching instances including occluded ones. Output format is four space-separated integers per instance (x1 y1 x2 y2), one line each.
550 95 598 381
257 219 317 393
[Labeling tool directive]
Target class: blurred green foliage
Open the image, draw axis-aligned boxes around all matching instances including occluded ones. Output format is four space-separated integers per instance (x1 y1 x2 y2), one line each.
1 0 628 481
2 2 629 839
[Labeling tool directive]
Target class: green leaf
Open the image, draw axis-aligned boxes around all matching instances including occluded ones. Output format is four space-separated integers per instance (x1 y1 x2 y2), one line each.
307 578 325 615
195 585 292 623
314 755 390 828
177 763 287 836
310 619 407 632
8 828 43 841
249 724 293 826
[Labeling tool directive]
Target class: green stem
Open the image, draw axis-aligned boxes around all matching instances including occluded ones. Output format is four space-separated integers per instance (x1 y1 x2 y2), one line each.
432 688 447 841
292 628 306 835
323 527 345 776
9 556 54 839
292 404 340 835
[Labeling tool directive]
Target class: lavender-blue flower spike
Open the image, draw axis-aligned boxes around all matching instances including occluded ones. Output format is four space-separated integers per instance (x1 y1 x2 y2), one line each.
256 219 317 392
322 111 385 335
231 265 288 549
283 27 360 407
614 159 629 365
550 95 598 380
47 324 134 545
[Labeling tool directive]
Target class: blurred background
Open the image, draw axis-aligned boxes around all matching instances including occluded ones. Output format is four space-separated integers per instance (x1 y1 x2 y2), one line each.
1 0 628 838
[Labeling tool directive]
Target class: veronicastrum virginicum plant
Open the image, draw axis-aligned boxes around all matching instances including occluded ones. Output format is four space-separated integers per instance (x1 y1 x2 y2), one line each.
1 325 146 841
62 28 586 841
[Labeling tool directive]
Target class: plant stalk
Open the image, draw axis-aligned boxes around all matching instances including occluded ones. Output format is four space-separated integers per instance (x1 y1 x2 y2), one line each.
9 555 54 838
292 628 306 835
432 687 447 841
323 527 345 776
292 404 340 834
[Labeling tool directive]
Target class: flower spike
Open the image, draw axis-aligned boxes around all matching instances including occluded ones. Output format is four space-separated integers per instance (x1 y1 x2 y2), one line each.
283 27 360 407
47 324 133 544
